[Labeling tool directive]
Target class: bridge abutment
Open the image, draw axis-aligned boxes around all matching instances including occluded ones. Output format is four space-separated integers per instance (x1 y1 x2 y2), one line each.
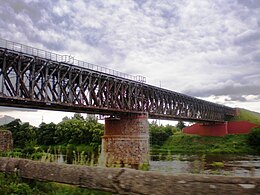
100 114 149 168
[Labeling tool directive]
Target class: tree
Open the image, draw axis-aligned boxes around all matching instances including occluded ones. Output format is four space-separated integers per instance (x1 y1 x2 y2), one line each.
149 122 174 147
55 116 104 147
72 113 84 120
37 122 57 145
62 116 69 122
176 121 186 130
3 119 37 148
248 127 260 153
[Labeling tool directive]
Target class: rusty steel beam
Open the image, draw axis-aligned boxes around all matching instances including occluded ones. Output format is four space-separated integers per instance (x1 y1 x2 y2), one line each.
0 44 236 122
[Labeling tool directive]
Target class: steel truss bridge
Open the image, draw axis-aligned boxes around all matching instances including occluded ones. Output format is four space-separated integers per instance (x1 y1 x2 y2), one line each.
0 38 235 122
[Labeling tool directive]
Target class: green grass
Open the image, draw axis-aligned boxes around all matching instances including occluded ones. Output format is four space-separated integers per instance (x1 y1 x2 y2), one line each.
230 108 260 125
151 133 257 155
0 173 111 195
152 108 260 155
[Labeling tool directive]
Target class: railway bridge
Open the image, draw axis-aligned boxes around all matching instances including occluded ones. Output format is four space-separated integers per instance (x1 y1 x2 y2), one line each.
0 38 236 166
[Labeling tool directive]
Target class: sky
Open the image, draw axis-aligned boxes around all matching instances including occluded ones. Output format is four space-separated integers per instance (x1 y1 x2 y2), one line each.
0 0 259 126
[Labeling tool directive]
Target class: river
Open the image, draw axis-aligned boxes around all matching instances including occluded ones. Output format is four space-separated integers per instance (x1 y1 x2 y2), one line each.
150 154 260 177
54 153 260 177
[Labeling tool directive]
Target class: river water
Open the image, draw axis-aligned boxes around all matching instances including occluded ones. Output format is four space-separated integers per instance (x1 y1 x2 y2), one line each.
53 153 260 177
149 154 260 177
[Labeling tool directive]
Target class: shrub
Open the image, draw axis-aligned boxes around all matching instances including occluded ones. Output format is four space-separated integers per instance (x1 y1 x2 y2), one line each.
2 120 37 148
149 123 174 147
248 127 260 153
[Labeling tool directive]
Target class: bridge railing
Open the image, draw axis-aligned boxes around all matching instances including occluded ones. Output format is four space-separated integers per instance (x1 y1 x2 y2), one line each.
0 38 146 83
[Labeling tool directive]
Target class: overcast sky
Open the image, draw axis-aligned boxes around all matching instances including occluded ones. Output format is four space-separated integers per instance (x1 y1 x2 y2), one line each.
0 0 259 126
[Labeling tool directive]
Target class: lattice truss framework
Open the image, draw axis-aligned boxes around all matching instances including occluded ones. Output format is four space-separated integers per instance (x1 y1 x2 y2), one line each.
0 49 235 122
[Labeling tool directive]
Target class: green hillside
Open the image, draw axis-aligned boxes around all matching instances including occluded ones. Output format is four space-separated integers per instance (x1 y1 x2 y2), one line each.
230 108 260 125
154 133 256 154
151 108 260 155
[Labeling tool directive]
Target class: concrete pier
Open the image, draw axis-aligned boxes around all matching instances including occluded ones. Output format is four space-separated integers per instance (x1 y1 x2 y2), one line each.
100 114 149 168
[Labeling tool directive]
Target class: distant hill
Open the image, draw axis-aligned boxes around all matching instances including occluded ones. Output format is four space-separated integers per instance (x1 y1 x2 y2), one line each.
0 115 16 125
230 108 260 125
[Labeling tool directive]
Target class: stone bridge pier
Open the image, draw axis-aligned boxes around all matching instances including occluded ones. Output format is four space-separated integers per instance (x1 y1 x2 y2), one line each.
100 114 149 168
0 130 13 152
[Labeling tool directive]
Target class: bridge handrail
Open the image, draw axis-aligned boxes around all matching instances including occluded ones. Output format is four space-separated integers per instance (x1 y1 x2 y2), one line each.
0 38 146 83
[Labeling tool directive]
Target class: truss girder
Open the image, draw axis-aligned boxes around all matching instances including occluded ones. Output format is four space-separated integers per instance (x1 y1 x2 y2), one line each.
0 49 236 122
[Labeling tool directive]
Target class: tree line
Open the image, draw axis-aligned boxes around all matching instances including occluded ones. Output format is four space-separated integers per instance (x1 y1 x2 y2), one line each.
0 114 104 149
0 114 186 149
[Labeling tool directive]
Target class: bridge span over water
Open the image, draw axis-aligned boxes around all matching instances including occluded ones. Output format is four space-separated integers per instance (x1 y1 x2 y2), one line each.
0 38 235 123
0 38 236 167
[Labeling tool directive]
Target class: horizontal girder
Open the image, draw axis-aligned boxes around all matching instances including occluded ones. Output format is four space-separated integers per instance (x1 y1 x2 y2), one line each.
0 45 236 122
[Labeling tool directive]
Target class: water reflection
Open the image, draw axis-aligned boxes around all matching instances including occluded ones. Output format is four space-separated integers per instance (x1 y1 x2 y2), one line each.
150 154 260 177
51 152 260 177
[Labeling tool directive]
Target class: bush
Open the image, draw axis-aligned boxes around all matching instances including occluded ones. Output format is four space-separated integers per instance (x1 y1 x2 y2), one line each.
2 119 37 148
37 123 57 145
149 123 174 147
0 173 111 195
0 173 35 195
55 116 103 147
248 127 260 153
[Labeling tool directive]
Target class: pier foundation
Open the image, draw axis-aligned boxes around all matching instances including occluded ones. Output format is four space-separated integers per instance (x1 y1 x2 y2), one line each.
100 114 149 168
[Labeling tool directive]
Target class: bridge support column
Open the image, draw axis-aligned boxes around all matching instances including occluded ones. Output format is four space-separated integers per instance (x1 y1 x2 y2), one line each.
0 130 13 152
100 114 149 168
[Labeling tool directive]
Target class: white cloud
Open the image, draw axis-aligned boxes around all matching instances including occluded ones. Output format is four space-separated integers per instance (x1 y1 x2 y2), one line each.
0 0 259 124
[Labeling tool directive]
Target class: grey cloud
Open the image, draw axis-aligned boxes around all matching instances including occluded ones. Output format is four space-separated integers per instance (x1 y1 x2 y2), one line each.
252 51 260 61
133 0 147 7
234 30 260 45
237 0 260 8
0 0 51 29
0 0 69 51
225 95 247 102
226 95 260 103
184 84 260 99
10 0 45 20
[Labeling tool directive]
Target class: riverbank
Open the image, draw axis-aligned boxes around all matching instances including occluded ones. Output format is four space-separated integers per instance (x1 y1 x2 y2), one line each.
151 108 260 155
151 133 258 155
3 133 258 160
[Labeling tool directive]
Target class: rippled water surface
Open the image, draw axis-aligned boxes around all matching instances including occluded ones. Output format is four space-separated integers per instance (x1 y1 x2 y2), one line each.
54 152 260 177
149 154 260 177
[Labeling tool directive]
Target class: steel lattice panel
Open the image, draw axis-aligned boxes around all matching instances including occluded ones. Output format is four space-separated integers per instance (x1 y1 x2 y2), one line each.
0 48 236 122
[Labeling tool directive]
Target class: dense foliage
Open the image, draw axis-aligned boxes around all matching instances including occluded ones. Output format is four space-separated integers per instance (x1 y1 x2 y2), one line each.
149 121 181 147
55 115 103 148
152 133 258 155
1 117 185 150
3 119 37 148
1 114 104 150
0 173 111 195
175 121 186 130
248 127 260 152
37 122 57 146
